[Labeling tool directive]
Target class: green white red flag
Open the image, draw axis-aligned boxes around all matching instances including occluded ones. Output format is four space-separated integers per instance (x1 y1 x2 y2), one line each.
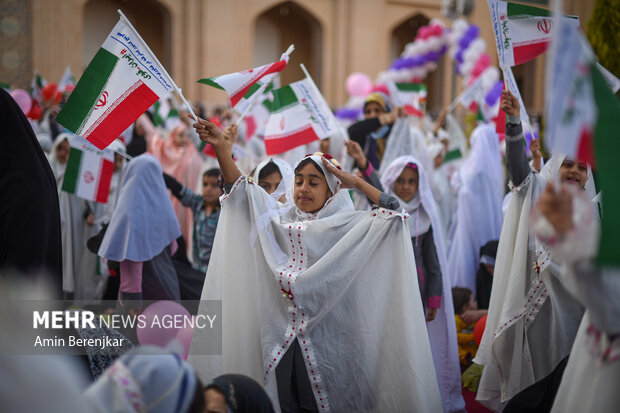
263 77 338 155
487 0 579 67
56 14 175 150
198 47 292 109
61 136 115 203
389 82 427 117
58 66 76 93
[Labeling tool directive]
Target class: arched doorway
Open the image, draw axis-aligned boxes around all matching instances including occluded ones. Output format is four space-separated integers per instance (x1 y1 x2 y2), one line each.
254 1 323 88
391 14 446 114
82 0 171 73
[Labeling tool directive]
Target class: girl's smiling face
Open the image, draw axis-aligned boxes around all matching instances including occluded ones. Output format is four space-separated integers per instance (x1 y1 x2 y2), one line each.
393 166 419 202
559 158 587 188
294 162 332 213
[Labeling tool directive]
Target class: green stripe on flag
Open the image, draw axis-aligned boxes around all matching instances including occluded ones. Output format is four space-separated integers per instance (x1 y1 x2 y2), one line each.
592 63 620 266
244 83 261 98
197 77 226 90
270 86 298 113
0 82 10 90
396 83 427 92
56 48 118 133
61 147 83 193
444 148 462 162
506 2 551 18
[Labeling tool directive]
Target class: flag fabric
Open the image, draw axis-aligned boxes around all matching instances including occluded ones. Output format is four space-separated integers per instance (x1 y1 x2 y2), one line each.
244 93 273 141
30 71 46 101
56 15 174 150
501 66 530 125
198 59 288 109
457 75 485 109
61 136 115 203
389 82 427 117
544 18 597 164
151 97 180 128
264 78 338 155
0 82 10 91
58 66 76 93
596 62 620 94
487 0 579 67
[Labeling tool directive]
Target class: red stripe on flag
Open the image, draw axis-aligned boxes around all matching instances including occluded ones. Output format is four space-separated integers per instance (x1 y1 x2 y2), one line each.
230 60 287 107
203 143 216 158
495 83 506 139
265 125 319 155
404 105 424 117
85 82 159 150
577 127 595 168
245 116 257 141
513 41 549 66
95 158 115 203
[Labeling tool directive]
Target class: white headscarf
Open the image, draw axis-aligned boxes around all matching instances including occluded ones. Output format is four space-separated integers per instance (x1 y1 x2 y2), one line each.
48 133 72 185
99 154 181 262
85 346 197 413
380 156 465 413
447 123 504 293
252 157 294 202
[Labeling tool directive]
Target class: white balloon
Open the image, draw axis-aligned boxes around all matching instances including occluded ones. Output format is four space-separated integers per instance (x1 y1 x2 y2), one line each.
462 61 474 76
452 18 468 36
470 38 486 54
428 37 442 51
417 39 430 54
448 45 459 59
410 43 423 56
464 46 481 64
481 67 500 90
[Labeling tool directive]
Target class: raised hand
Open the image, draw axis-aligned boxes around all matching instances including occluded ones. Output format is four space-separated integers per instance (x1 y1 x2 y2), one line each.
501 90 520 117
191 114 224 147
537 182 574 236
345 140 368 170
321 157 360 189
222 123 238 151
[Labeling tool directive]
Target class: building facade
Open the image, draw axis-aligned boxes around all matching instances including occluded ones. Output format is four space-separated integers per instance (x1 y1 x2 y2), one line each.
1 0 595 115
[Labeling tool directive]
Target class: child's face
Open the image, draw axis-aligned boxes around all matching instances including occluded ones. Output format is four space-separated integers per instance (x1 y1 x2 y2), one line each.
202 175 222 205
465 294 478 312
204 388 226 413
393 166 419 202
364 101 385 119
559 158 587 188
173 128 191 147
259 171 282 195
55 138 70 164
294 163 332 213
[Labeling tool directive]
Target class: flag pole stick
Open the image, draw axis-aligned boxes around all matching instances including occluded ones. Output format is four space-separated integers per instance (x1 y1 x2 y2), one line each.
117 9 197 120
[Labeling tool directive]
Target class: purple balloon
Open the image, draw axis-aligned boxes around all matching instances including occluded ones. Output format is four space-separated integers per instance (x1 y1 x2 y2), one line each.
439 45 448 55
459 34 473 49
335 107 362 120
456 49 465 63
401 57 416 68
466 25 480 39
484 81 504 106
412 56 424 67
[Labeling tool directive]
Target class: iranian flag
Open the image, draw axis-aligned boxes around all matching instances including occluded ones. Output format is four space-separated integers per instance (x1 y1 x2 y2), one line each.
198 46 292 109
487 0 579 67
56 14 175 150
389 82 427 117
264 77 338 155
58 66 76 93
61 137 115 203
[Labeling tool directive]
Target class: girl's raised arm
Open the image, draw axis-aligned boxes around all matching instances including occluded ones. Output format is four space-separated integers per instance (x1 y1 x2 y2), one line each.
191 116 241 184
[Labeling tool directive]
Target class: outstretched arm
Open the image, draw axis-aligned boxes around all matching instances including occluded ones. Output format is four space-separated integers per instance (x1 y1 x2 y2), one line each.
191 116 241 185
502 90 530 187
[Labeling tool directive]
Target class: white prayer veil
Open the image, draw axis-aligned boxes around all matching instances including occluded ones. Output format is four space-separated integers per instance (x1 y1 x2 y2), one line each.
252 157 294 203
475 152 596 407
189 153 442 412
380 156 465 413
447 123 504 293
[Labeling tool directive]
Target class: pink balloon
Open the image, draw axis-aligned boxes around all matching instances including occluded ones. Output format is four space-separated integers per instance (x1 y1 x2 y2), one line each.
10 89 32 115
176 323 194 360
346 72 372 97
136 301 191 348
475 53 492 69
417 26 431 40
429 24 444 37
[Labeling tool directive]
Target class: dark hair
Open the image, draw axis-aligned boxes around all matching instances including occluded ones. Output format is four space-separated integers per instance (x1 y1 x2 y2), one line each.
294 158 325 176
452 287 473 315
203 168 224 192
258 161 281 181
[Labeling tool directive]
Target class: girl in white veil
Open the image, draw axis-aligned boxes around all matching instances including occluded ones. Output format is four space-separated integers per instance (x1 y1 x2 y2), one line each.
381 156 465 413
475 91 595 410
188 118 442 413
